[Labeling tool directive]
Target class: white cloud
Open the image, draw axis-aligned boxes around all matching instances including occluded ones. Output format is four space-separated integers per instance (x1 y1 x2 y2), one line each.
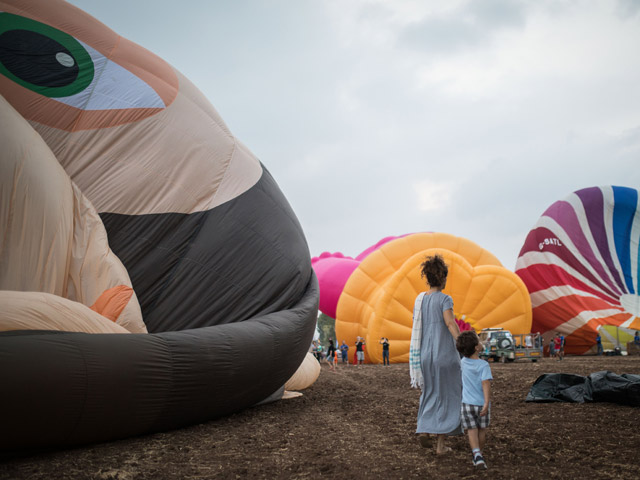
413 180 455 212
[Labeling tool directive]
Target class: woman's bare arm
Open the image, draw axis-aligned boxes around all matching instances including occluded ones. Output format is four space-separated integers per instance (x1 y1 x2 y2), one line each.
443 308 460 341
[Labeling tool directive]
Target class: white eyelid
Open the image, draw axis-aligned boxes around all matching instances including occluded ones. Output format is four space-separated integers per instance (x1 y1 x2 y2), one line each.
52 40 165 111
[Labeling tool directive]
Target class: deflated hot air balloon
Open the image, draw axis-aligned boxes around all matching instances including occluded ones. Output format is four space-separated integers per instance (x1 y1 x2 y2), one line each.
516 186 640 354
312 233 532 364
0 0 318 450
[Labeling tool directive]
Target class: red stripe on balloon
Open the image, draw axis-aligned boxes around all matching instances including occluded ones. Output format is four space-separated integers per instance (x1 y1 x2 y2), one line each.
517 264 619 305
532 295 624 332
518 227 621 299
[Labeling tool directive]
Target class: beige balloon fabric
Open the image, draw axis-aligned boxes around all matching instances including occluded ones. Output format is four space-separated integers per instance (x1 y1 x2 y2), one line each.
0 95 146 333
33 71 263 216
284 352 321 392
0 291 130 334
0 0 262 217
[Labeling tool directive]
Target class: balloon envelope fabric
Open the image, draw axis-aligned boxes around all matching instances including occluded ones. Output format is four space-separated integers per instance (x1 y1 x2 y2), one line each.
0 0 318 449
312 233 532 364
516 186 640 354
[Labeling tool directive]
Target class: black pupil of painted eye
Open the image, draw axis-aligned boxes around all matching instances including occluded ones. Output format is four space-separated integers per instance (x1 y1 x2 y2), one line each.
0 29 79 88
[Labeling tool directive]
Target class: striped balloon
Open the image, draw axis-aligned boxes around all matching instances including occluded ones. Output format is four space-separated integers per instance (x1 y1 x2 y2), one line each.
516 186 640 354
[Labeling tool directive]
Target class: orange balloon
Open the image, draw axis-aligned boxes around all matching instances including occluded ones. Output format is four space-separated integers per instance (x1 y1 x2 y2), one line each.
335 233 532 363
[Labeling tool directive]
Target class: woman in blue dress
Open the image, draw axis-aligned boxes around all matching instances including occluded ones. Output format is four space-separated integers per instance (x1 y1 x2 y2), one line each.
410 254 462 455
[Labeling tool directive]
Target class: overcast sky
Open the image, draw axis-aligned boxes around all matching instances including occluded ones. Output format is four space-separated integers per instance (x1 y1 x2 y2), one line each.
69 0 640 269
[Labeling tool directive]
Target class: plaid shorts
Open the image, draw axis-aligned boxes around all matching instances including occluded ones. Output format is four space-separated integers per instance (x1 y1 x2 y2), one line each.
461 402 490 430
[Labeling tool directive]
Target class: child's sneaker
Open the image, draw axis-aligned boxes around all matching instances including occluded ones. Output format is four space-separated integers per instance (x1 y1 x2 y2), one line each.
473 454 487 469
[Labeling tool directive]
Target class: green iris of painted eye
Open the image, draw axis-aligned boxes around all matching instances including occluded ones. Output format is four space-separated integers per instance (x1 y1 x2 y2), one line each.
0 12 94 98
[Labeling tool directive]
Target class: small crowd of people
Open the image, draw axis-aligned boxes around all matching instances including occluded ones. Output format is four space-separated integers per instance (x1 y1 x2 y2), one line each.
548 332 565 360
310 336 391 371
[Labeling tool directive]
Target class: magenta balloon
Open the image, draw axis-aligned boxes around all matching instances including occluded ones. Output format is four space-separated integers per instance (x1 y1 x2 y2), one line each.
311 253 359 318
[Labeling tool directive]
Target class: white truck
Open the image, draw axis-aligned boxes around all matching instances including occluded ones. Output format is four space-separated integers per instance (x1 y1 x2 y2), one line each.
478 328 542 363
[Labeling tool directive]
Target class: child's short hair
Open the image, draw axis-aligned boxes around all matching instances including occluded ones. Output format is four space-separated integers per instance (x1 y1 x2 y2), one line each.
456 330 479 357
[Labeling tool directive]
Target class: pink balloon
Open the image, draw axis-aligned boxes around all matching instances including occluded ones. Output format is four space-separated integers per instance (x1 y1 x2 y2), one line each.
311 252 359 318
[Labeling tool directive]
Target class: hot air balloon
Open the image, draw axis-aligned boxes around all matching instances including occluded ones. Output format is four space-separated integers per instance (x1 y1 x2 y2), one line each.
516 186 640 354
0 0 318 450
312 233 532 364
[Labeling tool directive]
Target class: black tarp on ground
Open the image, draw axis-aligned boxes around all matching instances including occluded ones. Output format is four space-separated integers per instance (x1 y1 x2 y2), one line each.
525 371 640 406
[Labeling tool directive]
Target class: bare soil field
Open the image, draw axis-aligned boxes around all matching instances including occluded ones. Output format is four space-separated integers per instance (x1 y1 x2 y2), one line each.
1 355 638 479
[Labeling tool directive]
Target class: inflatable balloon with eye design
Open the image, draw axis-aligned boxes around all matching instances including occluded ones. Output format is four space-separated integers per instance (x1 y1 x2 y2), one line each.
0 0 319 450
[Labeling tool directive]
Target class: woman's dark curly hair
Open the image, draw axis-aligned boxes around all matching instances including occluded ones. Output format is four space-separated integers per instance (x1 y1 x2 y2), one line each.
420 254 448 289
456 330 479 357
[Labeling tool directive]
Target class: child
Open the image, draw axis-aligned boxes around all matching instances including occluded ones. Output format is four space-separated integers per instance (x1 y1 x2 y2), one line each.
456 330 493 469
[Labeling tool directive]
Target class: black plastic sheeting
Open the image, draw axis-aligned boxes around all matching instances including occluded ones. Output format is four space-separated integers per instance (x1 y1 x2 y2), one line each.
525 371 640 406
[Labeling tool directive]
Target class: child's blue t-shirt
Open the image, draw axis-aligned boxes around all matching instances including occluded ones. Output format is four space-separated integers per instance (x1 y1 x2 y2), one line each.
460 357 493 406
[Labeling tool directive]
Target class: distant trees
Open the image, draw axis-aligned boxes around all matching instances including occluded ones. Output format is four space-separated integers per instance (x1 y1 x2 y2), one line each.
316 312 335 346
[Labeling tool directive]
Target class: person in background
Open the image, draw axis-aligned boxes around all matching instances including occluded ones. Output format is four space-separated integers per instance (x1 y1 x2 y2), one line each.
634 331 640 346
410 254 461 455
311 340 320 362
596 332 603 355
326 339 336 363
380 337 390 366
340 341 349 364
355 336 366 365
553 334 563 361
548 334 555 358
325 339 336 371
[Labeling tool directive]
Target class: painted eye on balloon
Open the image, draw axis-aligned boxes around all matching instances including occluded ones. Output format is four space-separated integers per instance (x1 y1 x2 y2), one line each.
0 12 93 97
0 12 165 111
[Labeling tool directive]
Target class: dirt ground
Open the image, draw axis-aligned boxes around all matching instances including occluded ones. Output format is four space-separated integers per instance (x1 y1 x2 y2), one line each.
1 355 638 480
